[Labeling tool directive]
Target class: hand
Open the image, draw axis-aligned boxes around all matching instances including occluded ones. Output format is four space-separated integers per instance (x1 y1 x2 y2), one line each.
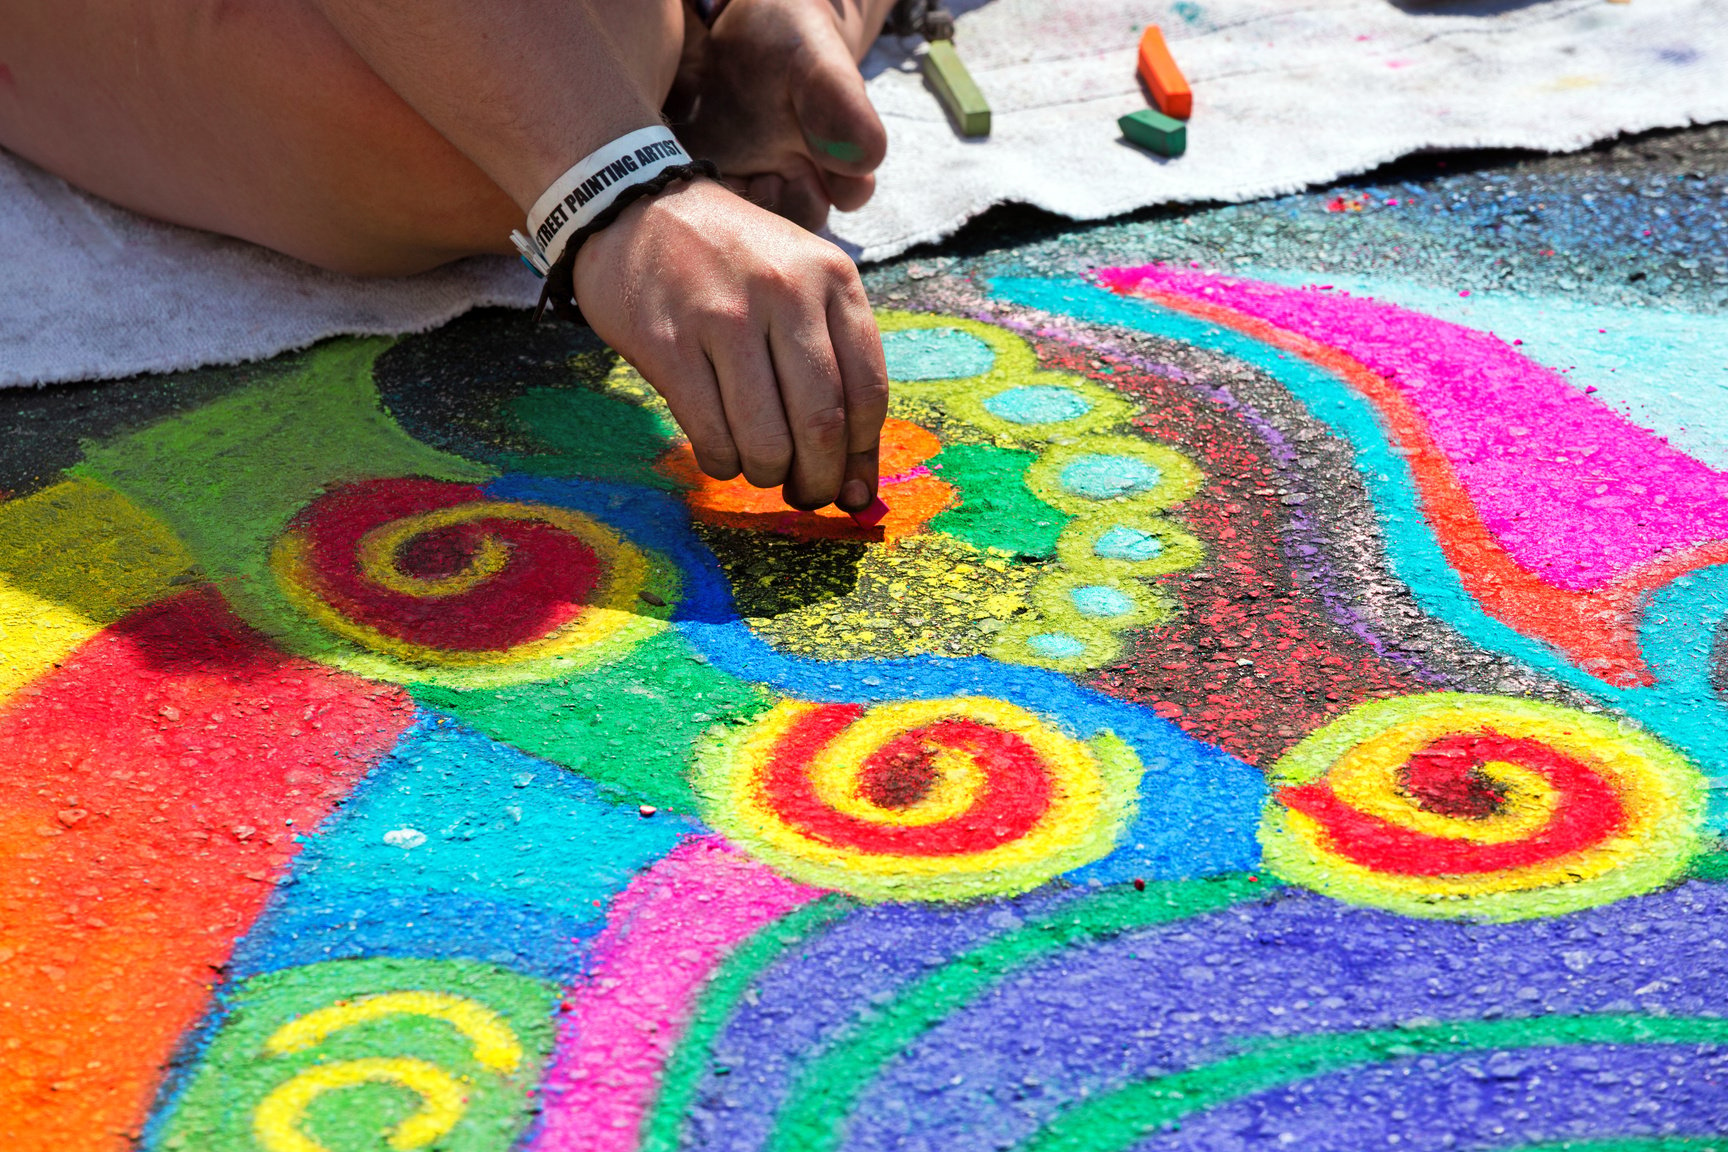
679 0 888 231
574 177 888 511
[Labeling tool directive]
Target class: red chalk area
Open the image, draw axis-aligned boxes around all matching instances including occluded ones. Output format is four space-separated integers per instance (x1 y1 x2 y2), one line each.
1279 733 1625 875
289 477 606 651
0 588 414 1152
761 705 1052 856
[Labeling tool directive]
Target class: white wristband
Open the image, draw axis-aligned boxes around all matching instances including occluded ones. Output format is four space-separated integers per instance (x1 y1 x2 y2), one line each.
510 126 694 276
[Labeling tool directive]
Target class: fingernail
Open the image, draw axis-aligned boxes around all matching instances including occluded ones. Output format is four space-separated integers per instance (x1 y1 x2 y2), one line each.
839 479 870 511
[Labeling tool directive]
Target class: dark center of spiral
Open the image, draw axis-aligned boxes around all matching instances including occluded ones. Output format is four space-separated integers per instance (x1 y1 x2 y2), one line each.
1399 734 1518 819
859 744 942 810
395 524 492 580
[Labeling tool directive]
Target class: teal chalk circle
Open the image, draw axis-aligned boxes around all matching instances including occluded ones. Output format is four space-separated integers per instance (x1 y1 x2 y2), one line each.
981 385 1094 425
1094 525 1167 562
1070 585 1136 619
1027 632 1087 659
881 328 997 381
1060 454 1165 501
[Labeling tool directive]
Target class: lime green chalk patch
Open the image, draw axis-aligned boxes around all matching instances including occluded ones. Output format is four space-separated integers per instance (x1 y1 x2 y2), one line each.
808 134 867 164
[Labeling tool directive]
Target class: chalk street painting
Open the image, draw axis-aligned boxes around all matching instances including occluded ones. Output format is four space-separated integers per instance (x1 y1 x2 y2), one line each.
3 199 1728 1148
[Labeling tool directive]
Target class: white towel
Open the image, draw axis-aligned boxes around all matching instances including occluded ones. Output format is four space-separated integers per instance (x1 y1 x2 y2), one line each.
1 0 1723 388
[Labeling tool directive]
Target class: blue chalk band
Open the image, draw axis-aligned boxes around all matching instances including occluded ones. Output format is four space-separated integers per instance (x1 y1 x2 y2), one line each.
512 125 695 275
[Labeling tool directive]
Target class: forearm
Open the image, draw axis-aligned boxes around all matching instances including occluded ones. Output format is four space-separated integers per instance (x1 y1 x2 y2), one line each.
307 0 681 208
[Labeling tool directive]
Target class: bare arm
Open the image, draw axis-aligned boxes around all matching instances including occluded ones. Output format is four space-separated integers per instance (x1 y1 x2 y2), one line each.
310 0 888 512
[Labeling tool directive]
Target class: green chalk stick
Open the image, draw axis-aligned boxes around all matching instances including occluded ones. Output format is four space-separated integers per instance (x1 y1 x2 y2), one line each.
1118 107 1186 157
922 40 991 138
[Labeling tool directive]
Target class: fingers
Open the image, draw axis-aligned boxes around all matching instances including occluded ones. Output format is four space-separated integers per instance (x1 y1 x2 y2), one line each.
790 20 889 182
705 309 797 490
821 171 876 215
646 352 741 482
828 272 889 512
767 297 849 510
745 164 830 232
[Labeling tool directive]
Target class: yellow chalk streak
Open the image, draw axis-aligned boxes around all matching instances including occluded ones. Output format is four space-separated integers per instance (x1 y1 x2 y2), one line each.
265 991 522 1073
813 740 984 827
0 478 195 621
272 501 653 668
253 1057 466 1152
357 509 512 598
0 580 99 705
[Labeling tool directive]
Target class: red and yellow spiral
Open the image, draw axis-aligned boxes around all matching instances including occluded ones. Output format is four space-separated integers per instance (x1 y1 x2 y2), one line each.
1260 693 1706 920
271 478 667 685
697 697 1141 901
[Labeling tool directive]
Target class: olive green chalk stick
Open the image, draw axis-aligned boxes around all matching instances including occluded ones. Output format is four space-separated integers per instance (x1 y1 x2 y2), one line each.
1118 107 1186 157
922 40 991 138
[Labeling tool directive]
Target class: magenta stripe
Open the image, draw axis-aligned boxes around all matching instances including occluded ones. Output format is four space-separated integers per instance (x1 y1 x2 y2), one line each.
529 837 822 1152
1100 264 1728 591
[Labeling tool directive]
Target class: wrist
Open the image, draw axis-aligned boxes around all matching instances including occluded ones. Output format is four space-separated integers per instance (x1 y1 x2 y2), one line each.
527 154 722 326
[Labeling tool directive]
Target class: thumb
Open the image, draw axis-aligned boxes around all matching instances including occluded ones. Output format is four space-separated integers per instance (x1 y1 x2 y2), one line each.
788 21 888 183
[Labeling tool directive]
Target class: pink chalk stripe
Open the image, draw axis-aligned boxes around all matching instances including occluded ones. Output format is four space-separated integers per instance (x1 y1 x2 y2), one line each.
1100 265 1728 591
529 837 822 1152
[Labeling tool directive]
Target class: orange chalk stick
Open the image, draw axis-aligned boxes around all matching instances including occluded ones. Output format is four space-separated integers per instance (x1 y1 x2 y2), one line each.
1136 25 1191 120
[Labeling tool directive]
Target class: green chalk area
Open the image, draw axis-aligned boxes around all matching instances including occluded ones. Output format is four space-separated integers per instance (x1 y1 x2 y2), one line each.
928 443 1070 559
501 386 676 490
1118 107 1186 158
922 39 990 138
413 630 773 815
155 958 558 1152
74 339 489 585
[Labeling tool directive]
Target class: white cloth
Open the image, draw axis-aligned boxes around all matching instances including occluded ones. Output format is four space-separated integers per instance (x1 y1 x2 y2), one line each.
2 0 1724 387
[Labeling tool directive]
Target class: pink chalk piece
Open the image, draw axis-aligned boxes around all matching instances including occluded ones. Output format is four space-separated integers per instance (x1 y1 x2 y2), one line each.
1098 265 1728 591
849 495 891 527
529 837 823 1152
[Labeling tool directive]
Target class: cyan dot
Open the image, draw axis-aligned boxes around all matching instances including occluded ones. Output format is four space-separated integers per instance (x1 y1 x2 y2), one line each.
982 385 1093 425
1094 525 1166 562
881 328 996 381
1070 585 1134 618
1027 632 1086 658
1059 454 1163 500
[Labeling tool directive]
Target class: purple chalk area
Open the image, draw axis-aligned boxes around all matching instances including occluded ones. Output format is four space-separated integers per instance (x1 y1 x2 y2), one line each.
675 883 1728 1152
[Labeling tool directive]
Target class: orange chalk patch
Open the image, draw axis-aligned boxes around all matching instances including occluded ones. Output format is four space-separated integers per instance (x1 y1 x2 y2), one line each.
1136 26 1192 120
660 418 955 542
0 588 415 1152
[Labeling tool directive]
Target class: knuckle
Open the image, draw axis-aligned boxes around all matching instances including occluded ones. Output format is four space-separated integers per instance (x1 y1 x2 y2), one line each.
742 427 795 472
702 301 754 336
847 377 890 412
820 250 860 282
801 405 849 451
